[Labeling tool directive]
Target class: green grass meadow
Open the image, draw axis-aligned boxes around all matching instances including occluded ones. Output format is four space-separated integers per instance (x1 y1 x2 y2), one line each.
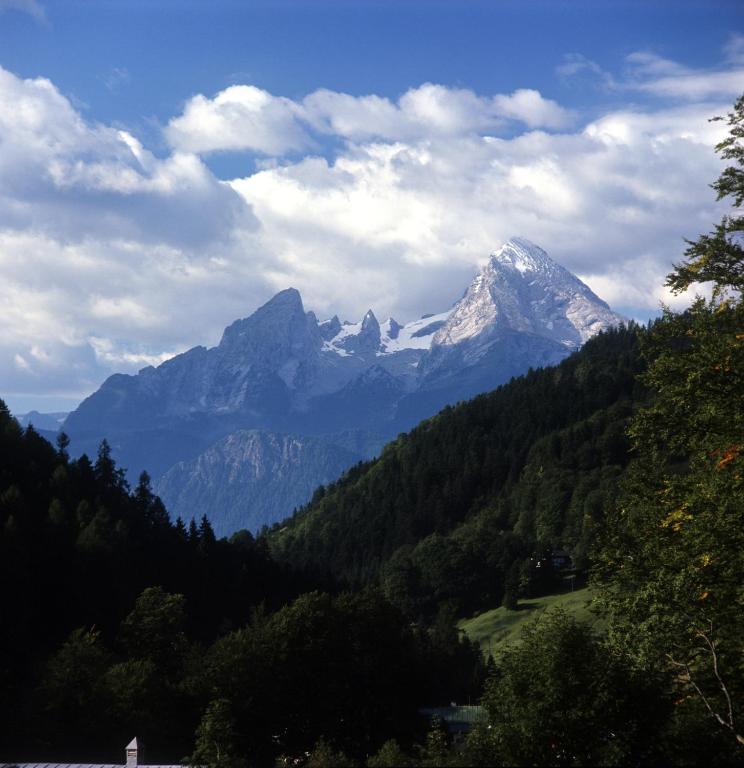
459 587 601 657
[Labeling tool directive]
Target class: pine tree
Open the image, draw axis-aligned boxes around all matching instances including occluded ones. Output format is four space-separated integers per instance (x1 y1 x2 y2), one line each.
94 439 128 491
188 518 199 543
56 431 70 460
199 515 216 548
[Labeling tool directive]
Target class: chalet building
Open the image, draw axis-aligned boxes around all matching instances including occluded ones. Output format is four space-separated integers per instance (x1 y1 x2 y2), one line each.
419 705 488 737
551 549 573 570
0 738 182 768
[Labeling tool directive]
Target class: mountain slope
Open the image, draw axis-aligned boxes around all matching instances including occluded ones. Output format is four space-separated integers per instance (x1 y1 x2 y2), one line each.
63 238 627 533
155 431 361 536
414 237 626 411
267 325 644 590
429 238 619 357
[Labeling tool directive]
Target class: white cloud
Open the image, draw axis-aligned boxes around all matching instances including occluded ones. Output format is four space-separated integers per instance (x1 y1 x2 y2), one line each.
0 50 738 411
556 53 615 88
88 336 184 369
584 103 724 148
301 90 410 140
632 67 744 101
624 51 690 79
558 48 744 102
492 89 573 129
167 82 574 154
578 260 704 321
230 101 727 323
166 85 310 155
14 353 31 372
0 68 255 248
622 51 744 101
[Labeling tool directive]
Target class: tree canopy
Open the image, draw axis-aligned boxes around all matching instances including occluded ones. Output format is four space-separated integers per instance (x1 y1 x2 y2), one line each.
595 94 744 755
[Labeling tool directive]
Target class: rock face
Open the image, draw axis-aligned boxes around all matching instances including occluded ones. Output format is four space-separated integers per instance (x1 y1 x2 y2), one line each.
433 237 620 353
155 431 360 537
416 237 625 406
64 238 626 533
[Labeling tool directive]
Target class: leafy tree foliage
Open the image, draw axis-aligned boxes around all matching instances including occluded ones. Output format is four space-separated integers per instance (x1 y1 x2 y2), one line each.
36 627 113 756
190 699 246 768
304 737 354 768
366 739 413 768
119 586 188 671
595 95 744 755
480 610 667 766
195 589 482 763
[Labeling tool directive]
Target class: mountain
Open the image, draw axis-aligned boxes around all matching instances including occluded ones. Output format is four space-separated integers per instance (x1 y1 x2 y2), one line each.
414 238 625 409
14 410 68 432
267 325 644 606
155 431 361 537
63 238 626 532
436 237 620 354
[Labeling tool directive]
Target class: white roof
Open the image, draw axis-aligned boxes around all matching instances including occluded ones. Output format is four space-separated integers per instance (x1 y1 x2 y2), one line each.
0 764 181 768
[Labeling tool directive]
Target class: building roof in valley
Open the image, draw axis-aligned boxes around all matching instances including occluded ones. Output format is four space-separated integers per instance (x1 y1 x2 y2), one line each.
1 738 181 768
1 764 181 768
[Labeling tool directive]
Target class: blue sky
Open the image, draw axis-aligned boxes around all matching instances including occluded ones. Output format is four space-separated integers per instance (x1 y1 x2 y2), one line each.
3 0 741 165
1 0 743 412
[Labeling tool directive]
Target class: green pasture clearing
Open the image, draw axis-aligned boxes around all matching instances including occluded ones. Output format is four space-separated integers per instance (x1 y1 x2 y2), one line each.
459 587 601 656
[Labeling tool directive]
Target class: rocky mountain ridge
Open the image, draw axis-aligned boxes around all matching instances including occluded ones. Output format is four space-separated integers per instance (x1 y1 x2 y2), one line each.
156 430 361 534
63 238 626 534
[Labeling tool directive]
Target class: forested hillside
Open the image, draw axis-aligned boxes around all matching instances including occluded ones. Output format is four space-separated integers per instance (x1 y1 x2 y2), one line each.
0 403 482 764
268 324 644 616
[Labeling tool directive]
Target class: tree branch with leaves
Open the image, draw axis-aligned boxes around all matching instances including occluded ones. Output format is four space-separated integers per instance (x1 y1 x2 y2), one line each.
594 93 744 754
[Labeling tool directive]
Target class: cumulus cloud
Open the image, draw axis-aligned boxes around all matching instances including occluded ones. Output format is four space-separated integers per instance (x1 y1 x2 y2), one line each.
0 68 255 248
166 82 574 154
492 89 573 129
0 67 272 410
0 48 738 411
166 85 310 155
230 100 727 323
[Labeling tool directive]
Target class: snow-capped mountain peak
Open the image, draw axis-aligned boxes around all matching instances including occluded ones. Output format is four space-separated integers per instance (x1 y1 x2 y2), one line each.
68 238 623 442
324 307 451 358
324 310 380 355
378 311 451 354
489 236 557 276
64 238 628 532
428 237 625 368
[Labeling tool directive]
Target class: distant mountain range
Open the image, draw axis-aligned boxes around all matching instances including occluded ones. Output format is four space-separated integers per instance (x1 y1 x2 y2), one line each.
15 410 68 432
155 430 361 534
61 238 626 535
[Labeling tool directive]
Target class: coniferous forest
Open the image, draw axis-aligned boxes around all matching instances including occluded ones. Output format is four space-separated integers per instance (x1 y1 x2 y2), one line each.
2 97 744 767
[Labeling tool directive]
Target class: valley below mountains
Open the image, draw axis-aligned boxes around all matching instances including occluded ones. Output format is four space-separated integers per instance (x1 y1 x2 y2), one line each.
63 238 625 535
